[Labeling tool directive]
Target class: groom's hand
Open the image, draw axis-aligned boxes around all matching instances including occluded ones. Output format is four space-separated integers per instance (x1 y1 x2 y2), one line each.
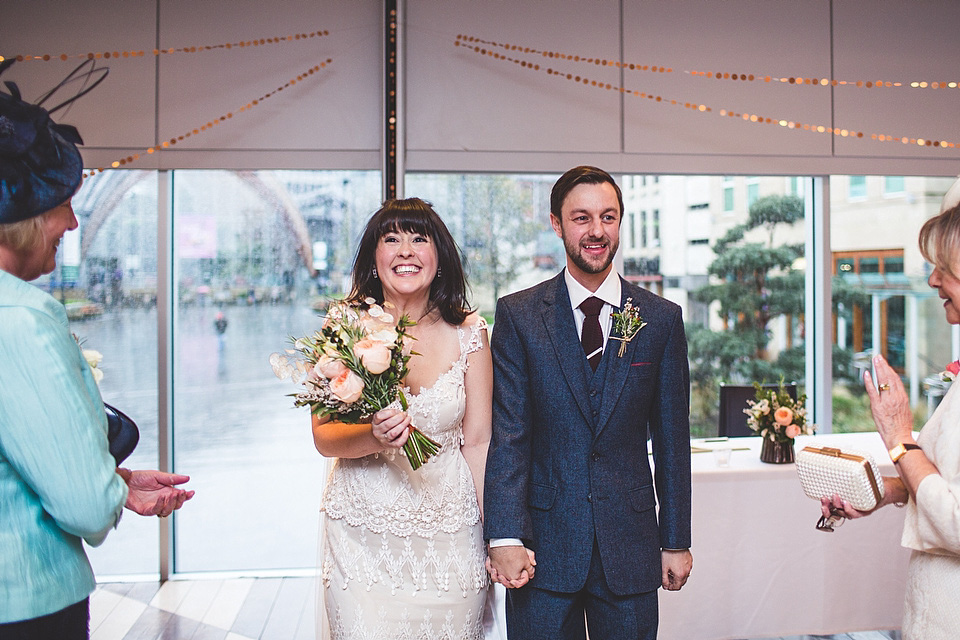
487 545 536 588
661 549 692 591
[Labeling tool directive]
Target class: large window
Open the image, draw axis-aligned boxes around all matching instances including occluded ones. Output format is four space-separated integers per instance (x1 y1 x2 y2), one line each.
170 170 381 573
829 176 956 433
408 173 808 439
57 171 161 577
73 169 958 576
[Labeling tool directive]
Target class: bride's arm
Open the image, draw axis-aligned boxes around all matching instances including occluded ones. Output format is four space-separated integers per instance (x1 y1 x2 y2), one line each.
460 320 493 517
312 409 410 459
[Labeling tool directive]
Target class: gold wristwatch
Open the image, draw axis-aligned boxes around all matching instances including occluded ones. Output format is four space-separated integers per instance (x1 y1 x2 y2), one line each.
889 442 920 463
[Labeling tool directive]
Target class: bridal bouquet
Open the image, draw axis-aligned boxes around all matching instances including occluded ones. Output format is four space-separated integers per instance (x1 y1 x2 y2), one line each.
270 298 440 470
744 380 814 444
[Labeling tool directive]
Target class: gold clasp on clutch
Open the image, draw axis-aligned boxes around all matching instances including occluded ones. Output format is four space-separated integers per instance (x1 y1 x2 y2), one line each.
820 447 842 457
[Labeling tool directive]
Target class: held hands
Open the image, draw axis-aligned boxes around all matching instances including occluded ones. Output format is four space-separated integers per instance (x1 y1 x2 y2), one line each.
486 545 536 589
864 355 915 450
123 470 194 517
661 549 693 591
371 408 411 449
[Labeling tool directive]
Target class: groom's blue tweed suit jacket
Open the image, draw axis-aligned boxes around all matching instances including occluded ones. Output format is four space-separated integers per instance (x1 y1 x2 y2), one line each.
484 271 691 595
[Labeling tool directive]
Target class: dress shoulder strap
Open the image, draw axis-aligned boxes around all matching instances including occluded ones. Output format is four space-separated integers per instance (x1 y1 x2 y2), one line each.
457 315 488 360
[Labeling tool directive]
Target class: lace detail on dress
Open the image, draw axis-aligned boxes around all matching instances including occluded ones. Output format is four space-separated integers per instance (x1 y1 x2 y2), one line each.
321 318 487 539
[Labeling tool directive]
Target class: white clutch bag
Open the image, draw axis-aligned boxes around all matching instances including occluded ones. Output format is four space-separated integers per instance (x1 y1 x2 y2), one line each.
796 446 885 529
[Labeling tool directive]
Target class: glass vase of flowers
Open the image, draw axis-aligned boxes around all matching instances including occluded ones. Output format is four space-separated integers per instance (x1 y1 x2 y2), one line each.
744 380 815 464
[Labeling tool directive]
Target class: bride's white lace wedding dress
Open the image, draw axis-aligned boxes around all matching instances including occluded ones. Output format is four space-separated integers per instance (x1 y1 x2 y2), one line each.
318 318 490 640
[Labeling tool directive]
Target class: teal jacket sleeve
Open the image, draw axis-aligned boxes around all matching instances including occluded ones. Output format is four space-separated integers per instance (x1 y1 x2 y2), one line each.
0 305 127 546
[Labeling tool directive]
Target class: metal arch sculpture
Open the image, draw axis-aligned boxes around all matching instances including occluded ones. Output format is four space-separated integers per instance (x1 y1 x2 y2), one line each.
233 171 316 277
74 170 315 276
76 171 151 260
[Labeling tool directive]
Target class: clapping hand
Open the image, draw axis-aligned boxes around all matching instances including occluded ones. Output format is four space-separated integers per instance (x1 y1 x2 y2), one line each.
124 470 194 517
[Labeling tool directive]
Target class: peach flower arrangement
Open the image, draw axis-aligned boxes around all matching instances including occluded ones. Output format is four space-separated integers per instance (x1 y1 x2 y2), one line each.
743 380 815 444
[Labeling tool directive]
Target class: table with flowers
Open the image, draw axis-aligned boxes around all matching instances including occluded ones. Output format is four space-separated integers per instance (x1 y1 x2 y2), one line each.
658 431 910 639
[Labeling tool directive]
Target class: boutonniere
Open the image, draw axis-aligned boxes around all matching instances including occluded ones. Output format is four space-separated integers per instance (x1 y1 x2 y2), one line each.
610 298 647 357
940 360 960 383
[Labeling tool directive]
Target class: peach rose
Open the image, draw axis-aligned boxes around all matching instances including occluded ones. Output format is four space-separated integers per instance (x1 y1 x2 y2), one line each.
785 424 801 439
314 354 348 380
354 338 392 375
329 369 364 403
774 406 793 426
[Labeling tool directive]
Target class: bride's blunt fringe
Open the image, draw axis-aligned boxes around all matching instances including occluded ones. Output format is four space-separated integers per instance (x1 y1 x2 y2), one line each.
348 197 473 325
919 203 960 277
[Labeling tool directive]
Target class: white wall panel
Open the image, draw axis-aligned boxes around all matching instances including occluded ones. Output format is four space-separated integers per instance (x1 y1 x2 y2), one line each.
2 0 158 152
832 1 960 161
4 0 960 175
157 0 381 160
406 0 622 154
622 0 833 158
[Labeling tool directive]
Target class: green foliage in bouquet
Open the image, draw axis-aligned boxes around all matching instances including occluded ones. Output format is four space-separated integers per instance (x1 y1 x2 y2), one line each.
271 298 440 470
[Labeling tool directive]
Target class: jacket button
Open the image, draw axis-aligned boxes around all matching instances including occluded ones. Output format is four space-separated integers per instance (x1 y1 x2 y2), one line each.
587 493 592 503
592 452 601 461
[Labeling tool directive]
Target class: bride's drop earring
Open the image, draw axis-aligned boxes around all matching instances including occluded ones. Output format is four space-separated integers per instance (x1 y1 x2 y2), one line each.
373 267 378 279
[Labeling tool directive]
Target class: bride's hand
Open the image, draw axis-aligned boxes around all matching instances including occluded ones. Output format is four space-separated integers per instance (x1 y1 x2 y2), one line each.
371 408 411 449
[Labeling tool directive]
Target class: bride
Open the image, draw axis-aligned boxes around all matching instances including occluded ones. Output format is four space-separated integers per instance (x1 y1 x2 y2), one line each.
313 198 493 639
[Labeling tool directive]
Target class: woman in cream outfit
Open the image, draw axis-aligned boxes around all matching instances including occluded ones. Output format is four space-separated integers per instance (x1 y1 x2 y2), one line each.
824 183 960 639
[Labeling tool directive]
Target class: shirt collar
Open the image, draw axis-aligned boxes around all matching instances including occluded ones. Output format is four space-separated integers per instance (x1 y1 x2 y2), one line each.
564 267 622 311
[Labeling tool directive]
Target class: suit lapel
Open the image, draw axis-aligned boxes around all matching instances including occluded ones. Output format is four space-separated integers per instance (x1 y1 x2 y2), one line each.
541 274 594 424
595 281 645 436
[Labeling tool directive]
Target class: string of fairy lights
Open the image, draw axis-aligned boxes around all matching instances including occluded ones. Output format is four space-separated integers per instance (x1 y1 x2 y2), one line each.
4 27 955 167
454 34 959 149
1 30 330 64
455 35 960 91
0 30 334 175
84 59 334 177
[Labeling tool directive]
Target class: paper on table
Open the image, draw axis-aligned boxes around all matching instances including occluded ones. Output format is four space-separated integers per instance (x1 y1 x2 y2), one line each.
690 437 750 453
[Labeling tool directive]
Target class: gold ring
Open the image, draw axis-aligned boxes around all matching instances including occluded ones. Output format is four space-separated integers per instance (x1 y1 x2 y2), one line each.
879 383 890 392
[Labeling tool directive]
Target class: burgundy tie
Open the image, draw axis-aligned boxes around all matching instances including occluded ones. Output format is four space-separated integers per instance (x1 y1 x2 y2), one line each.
579 296 604 372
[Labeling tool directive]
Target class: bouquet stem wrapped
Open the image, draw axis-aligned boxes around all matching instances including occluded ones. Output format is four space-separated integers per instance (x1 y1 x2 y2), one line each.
271 298 439 470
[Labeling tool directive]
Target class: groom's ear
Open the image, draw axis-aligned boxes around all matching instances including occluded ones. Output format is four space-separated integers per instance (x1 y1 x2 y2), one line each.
550 213 563 238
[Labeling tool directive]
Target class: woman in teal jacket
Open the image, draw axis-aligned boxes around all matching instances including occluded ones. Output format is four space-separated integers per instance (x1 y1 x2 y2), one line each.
0 60 193 638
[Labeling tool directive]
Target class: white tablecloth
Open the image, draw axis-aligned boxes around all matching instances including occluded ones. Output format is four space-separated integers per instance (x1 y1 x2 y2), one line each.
659 432 910 639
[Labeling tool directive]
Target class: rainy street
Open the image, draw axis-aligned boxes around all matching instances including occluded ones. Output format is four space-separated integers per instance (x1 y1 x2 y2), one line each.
79 302 329 576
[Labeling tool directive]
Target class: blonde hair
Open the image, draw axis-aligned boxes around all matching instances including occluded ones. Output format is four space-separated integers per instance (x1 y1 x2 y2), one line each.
0 216 45 252
919 204 960 276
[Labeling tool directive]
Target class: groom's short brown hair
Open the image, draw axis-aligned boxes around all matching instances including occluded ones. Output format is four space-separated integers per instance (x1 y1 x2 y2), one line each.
549 166 624 223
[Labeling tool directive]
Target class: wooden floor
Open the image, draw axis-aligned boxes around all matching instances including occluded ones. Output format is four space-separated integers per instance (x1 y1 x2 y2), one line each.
90 577 901 640
91 578 316 640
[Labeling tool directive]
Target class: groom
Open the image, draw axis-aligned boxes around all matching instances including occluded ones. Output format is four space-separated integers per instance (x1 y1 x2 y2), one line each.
484 166 692 639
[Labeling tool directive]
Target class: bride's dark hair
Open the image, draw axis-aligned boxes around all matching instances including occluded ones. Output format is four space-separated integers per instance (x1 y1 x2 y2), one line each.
347 197 473 325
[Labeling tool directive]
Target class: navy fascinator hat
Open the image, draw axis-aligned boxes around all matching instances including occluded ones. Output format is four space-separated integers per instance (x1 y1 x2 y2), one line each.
0 59 108 224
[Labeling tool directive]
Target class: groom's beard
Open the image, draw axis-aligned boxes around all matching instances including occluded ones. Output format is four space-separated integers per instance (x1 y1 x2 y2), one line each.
564 234 619 275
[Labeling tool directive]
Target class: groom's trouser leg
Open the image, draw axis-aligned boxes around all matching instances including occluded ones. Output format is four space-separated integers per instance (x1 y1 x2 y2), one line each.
506 583 586 640
583 538 658 640
505 541 658 640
